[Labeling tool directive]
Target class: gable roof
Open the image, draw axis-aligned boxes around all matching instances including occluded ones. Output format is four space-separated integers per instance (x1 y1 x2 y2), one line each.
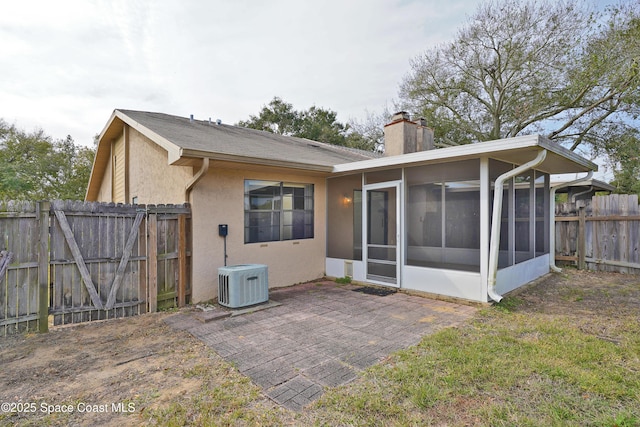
87 109 598 202
111 109 377 167
87 109 379 201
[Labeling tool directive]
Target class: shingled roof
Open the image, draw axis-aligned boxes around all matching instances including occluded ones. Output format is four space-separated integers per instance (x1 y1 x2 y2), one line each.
113 109 378 168
86 109 380 201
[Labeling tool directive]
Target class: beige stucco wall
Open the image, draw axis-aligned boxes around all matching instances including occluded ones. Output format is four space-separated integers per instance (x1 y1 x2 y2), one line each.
189 164 328 303
128 128 193 204
94 128 193 204
92 127 330 303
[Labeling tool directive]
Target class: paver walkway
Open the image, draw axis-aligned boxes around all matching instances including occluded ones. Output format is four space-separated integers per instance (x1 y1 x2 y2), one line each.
165 281 477 411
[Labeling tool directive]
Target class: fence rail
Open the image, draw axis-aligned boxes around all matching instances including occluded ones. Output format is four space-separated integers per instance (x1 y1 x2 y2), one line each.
555 194 640 273
1 200 191 336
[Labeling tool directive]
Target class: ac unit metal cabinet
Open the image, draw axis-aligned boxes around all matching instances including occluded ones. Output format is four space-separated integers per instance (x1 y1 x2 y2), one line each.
218 264 268 308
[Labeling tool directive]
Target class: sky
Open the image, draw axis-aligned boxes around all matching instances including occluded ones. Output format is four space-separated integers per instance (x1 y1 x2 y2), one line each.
0 0 477 146
0 0 615 182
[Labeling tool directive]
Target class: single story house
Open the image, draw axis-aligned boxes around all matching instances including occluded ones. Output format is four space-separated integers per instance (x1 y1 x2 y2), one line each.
86 110 596 304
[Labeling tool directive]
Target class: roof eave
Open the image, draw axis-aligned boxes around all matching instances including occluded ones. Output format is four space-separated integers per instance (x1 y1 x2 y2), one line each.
114 110 182 162
178 149 334 172
86 110 120 201
86 109 185 201
537 136 597 171
332 135 597 174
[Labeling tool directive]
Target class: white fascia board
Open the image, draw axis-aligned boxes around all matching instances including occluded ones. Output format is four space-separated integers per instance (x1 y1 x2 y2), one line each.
179 149 334 172
97 110 119 141
332 134 597 173
537 136 597 170
115 110 182 165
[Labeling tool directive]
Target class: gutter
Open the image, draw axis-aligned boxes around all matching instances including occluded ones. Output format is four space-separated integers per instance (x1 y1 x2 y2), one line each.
179 149 335 173
185 158 210 203
488 149 548 303
549 170 593 272
570 185 594 203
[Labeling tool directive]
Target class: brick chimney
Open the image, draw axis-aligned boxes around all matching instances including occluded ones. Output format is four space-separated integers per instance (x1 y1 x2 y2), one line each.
383 112 434 156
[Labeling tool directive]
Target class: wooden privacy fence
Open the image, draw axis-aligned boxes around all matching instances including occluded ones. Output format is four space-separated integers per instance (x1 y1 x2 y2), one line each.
555 194 640 273
0 200 191 336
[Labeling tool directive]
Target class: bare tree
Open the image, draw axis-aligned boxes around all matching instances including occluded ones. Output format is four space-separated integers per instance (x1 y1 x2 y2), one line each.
399 0 640 154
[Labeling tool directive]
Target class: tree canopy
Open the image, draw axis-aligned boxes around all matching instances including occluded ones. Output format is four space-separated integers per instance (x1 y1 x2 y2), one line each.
0 119 95 200
399 0 640 155
237 97 378 151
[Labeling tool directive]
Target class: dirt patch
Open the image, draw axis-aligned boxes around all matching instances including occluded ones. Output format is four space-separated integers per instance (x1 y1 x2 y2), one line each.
0 310 282 426
1 269 638 426
512 268 640 323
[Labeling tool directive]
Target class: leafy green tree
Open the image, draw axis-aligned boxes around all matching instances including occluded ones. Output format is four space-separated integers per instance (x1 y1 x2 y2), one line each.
49 135 96 200
238 96 380 150
296 106 348 146
399 0 640 154
603 128 640 195
0 119 95 200
237 97 298 135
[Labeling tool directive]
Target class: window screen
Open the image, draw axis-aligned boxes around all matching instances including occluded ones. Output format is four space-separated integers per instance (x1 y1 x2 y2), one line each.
244 180 314 243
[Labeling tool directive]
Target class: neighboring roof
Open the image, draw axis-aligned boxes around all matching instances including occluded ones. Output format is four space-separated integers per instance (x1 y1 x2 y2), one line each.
552 179 616 193
332 134 597 176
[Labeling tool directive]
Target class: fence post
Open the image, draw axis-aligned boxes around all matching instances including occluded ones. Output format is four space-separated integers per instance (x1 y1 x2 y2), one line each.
148 210 158 313
578 205 586 270
37 201 50 333
177 214 187 307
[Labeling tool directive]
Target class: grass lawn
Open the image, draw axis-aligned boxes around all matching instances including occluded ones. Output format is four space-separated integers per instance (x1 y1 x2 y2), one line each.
306 269 640 426
141 269 639 426
2 268 638 426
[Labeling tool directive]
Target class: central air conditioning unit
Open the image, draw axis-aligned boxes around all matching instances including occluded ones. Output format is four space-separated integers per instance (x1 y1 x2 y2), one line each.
218 264 268 308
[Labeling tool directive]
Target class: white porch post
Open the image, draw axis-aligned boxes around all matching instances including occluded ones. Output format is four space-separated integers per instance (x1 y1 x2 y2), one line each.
480 157 490 303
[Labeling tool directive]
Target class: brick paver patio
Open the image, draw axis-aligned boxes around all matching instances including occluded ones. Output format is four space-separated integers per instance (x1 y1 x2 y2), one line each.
165 280 477 411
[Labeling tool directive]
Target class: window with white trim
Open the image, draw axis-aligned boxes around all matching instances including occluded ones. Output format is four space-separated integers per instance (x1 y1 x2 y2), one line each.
244 180 314 243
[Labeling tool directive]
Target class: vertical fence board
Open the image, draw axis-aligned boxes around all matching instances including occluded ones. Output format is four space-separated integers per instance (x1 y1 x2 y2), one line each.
2 201 189 334
630 196 639 267
178 214 187 307
38 201 50 332
619 195 629 274
556 194 640 274
0 202 39 336
148 211 158 313
578 206 586 270
7 271 16 333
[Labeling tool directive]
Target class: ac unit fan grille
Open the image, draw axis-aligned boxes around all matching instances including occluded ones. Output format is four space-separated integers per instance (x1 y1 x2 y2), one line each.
217 264 268 308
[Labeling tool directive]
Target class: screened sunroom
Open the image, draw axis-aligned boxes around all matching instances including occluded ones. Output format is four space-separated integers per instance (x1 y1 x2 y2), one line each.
326 118 595 303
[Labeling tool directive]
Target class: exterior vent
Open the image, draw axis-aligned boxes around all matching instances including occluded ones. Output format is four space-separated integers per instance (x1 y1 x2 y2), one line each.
218 264 268 308
344 260 353 278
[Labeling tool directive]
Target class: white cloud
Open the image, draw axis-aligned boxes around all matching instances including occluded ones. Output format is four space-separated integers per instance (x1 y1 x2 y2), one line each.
0 0 478 145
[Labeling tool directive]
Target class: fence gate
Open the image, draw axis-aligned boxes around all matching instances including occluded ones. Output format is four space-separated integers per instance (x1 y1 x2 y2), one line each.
1 200 191 336
49 201 148 325
0 201 42 336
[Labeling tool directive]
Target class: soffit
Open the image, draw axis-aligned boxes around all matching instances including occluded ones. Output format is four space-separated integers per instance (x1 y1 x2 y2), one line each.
332 135 596 176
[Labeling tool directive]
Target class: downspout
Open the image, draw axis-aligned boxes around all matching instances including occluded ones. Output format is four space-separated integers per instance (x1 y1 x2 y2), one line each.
570 186 594 203
488 150 547 303
549 170 593 272
185 158 210 203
